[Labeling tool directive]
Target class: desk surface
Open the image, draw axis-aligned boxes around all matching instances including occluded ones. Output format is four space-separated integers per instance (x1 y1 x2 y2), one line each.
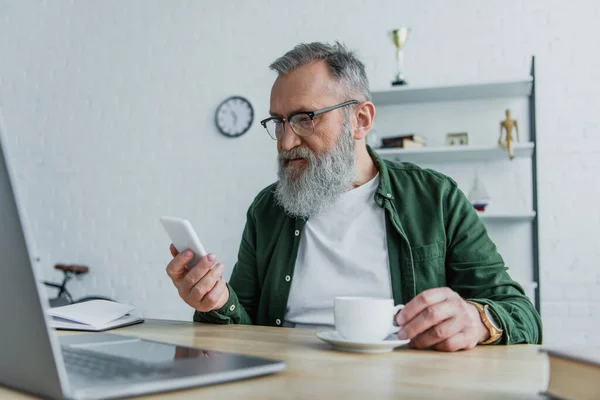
1 319 549 399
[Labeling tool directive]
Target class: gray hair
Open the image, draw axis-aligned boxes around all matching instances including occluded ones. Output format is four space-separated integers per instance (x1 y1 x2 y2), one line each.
269 41 372 102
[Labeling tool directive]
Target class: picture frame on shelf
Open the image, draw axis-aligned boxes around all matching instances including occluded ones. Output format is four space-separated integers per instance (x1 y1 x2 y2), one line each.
446 132 469 146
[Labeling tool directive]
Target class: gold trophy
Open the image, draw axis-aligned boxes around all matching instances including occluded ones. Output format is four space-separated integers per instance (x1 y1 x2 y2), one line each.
389 27 410 86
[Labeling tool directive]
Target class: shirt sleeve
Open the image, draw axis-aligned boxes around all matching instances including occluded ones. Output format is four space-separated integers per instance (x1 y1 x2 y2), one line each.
193 206 259 325
443 181 543 345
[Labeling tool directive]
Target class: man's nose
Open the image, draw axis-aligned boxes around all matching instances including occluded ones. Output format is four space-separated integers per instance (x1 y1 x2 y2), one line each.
278 122 302 152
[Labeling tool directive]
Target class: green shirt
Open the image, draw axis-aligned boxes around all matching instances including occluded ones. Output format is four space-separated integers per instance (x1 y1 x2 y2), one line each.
194 147 543 345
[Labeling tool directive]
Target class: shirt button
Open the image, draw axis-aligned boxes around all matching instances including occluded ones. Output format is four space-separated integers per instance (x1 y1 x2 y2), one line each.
275 319 281 325
294 230 300 236
229 304 236 312
386 193 392 198
285 275 291 282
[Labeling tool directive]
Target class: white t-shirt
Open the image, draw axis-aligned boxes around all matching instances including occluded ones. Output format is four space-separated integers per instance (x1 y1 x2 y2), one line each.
284 174 392 329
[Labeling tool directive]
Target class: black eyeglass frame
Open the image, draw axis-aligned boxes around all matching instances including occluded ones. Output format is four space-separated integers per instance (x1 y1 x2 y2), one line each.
260 100 359 140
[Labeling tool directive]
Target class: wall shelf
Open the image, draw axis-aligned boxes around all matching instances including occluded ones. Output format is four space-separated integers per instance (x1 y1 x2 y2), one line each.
371 57 540 313
371 78 533 105
478 211 536 222
375 142 534 164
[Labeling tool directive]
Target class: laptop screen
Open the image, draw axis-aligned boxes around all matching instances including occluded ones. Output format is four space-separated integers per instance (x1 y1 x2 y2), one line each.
0 120 67 398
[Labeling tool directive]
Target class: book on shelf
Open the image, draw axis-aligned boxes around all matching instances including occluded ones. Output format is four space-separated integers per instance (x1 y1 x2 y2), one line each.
401 139 425 149
540 347 600 400
381 134 426 149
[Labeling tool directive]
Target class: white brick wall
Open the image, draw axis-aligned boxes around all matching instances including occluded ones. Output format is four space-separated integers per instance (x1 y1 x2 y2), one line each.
0 0 598 346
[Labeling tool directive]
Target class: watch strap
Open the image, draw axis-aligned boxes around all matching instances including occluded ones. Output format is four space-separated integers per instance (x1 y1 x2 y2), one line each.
467 300 503 345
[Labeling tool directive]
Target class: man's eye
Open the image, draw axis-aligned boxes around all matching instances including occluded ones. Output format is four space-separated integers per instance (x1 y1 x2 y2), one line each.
295 116 312 127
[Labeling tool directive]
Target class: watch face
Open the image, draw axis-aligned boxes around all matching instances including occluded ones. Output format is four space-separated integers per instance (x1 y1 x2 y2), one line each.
215 96 254 138
485 307 501 330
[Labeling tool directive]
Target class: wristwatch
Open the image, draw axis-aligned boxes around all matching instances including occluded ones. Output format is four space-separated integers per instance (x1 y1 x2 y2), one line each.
467 301 503 345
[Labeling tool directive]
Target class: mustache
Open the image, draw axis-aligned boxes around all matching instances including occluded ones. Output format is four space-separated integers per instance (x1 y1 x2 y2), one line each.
278 147 315 161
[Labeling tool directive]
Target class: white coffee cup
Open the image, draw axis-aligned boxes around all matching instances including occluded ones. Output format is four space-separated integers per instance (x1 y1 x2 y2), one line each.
334 296 404 342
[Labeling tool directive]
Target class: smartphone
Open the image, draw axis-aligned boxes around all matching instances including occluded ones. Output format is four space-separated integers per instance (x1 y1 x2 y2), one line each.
160 216 207 268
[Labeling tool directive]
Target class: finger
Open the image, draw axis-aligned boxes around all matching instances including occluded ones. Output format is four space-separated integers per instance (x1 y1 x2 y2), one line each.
188 263 224 298
433 331 476 352
169 244 179 257
166 249 196 282
409 317 463 349
180 255 218 292
398 300 457 340
397 287 457 326
199 278 228 311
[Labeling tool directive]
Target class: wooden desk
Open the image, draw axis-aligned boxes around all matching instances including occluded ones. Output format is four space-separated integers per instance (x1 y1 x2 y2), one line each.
1 319 549 399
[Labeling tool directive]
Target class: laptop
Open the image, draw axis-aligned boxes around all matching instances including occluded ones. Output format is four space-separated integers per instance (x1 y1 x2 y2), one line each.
0 117 285 400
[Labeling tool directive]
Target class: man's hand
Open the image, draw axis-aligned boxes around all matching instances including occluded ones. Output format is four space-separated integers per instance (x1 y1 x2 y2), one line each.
166 244 230 312
395 287 489 352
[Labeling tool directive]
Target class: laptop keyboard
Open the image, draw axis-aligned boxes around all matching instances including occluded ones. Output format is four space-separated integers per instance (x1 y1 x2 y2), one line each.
62 346 176 380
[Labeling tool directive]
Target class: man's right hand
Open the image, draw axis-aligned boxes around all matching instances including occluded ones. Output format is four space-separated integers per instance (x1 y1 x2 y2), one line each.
166 244 230 312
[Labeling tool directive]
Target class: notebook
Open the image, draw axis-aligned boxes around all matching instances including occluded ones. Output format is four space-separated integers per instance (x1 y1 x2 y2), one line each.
541 346 600 400
47 299 144 331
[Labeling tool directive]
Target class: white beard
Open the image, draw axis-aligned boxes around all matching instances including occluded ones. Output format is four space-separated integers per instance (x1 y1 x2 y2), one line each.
274 115 356 218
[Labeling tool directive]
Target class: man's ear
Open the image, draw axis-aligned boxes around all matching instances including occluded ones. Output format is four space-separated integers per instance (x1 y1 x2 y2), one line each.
353 102 376 141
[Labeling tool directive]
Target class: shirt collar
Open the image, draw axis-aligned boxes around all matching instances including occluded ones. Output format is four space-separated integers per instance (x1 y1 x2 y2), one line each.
367 145 395 201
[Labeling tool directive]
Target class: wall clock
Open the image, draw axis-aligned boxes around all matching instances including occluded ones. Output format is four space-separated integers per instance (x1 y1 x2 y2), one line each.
214 96 254 138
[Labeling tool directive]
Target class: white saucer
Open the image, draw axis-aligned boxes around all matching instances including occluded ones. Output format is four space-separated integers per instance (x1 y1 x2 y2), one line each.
316 330 410 353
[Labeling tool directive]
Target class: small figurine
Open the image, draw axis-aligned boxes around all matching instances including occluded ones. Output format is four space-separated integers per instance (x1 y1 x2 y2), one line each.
499 109 520 159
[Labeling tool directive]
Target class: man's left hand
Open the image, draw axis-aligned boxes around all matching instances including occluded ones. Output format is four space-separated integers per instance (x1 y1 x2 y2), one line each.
395 287 489 352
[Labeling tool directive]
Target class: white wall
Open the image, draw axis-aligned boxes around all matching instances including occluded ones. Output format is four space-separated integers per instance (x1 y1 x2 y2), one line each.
0 0 598 346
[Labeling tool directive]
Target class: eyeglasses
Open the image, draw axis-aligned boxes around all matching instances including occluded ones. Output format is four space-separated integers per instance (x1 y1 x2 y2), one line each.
260 100 359 140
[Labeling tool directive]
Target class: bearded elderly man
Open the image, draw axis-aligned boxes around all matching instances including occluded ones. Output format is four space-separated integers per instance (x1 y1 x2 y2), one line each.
166 42 542 352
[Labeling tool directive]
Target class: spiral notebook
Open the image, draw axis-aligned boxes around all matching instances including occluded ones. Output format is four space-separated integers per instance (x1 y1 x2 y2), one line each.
47 299 144 331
